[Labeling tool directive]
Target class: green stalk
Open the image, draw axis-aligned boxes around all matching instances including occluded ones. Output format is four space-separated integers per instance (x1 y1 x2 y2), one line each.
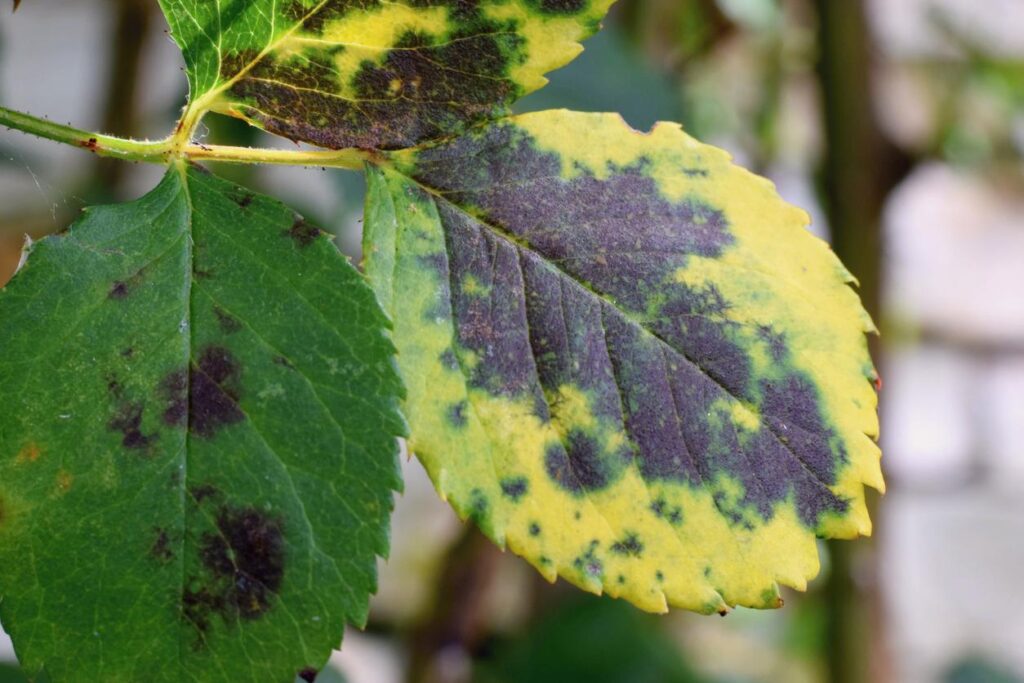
0 106 173 163
0 105 369 170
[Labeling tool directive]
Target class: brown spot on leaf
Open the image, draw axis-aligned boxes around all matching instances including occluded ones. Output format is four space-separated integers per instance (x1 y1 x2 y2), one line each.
234 192 254 209
79 137 99 153
287 219 322 248
56 470 73 493
15 442 40 464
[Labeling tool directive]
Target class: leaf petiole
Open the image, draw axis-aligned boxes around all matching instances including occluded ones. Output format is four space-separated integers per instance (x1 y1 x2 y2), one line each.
0 105 369 170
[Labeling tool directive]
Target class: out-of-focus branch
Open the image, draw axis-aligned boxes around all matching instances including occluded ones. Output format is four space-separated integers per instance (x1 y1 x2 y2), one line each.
95 0 155 193
813 2 912 683
405 527 503 683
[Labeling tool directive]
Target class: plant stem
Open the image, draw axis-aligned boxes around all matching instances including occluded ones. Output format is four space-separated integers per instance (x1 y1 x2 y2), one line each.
0 106 173 162
185 143 368 170
0 105 370 170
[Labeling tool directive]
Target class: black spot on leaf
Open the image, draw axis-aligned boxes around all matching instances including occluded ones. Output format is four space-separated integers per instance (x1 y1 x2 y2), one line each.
500 476 528 501
287 219 322 248
107 401 157 453
108 281 130 299
544 431 611 494
160 370 188 428
439 349 460 371
533 0 587 14
447 401 468 428
150 527 174 563
469 489 489 523
298 669 318 683
160 346 245 438
529 522 541 536
610 533 644 557
190 484 220 504
184 506 286 632
572 540 603 578
214 307 242 334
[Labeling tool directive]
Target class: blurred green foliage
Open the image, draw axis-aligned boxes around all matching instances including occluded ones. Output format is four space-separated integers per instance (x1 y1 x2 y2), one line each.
474 597 709 683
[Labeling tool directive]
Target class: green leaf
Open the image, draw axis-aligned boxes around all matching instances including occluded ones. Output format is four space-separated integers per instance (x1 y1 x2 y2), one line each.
0 165 404 681
364 110 883 614
158 0 614 149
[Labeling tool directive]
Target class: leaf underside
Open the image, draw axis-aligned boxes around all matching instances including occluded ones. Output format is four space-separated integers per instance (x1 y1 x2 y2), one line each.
364 110 883 614
159 0 614 149
0 166 403 682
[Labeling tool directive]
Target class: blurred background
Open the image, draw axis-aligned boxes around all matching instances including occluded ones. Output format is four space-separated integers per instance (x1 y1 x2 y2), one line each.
2 0 1023 681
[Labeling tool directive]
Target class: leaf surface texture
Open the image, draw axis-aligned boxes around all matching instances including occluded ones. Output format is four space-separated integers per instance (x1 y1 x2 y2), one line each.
0 165 403 681
364 110 883 613
159 0 614 148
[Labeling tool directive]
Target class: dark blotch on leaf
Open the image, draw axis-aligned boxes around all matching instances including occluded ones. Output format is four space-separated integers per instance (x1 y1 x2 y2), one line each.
214 306 243 334
107 401 157 453
160 370 188 428
650 498 684 526
534 0 587 13
610 533 644 557
161 346 245 438
190 484 220 504
572 540 603 578
150 527 174 563
287 219 322 248
544 431 610 494
184 506 286 631
439 349 460 371
447 400 468 428
108 281 129 299
529 522 541 536
469 488 489 523
298 669 318 683
500 476 528 501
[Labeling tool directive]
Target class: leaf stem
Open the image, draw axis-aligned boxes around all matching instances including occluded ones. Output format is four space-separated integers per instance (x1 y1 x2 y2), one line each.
0 105 173 163
184 144 369 170
0 105 370 170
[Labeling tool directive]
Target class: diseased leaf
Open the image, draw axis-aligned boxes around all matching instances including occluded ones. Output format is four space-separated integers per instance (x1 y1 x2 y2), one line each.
159 0 614 149
0 165 404 681
364 110 883 614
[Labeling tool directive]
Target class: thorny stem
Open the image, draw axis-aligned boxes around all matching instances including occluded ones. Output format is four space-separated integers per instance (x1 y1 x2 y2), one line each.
0 105 369 171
